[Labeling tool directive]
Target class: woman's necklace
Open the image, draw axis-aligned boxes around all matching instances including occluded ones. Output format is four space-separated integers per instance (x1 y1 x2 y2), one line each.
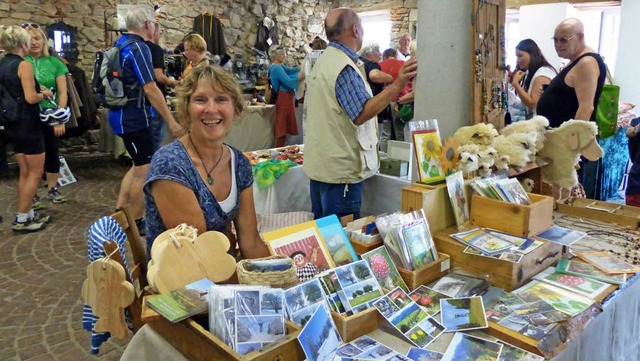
188 132 224 185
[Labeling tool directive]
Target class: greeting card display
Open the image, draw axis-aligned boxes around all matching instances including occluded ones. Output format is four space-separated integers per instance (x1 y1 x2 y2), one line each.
408 286 449 315
555 258 626 285
316 215 358 266
412 127 444 184
451 228 516 257
575 251 640 274
332 260 384 314
513 280 594 317
283 278 326 327
445 171 469 229
361 245 409 293
441 333 502 361
335 335 411 361
297 303 342 361
533 267 613 300
536 225 586 247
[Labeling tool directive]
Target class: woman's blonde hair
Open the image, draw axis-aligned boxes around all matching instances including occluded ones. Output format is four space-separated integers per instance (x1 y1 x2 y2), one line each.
175 65 244 129
27 26 49 57
0 26 31 53
182 33 207 53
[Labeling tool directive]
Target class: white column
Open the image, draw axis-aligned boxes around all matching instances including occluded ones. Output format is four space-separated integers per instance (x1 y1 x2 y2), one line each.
519 3 571 70
615 0 640 106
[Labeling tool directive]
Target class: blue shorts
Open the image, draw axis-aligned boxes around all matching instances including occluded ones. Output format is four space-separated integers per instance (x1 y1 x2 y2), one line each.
309 180 363 220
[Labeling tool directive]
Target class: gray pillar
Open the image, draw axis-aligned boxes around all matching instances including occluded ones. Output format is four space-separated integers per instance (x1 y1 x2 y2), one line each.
414 1 474 140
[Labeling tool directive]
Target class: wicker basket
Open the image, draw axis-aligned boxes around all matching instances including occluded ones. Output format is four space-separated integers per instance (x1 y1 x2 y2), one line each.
236 255 298 288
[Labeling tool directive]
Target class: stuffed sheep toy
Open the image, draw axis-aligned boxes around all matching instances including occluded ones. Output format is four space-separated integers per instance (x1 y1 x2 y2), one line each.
520 178 535 193
537 119 603 194
477 147 497 177
500 116 550 153
492 133 534 168
494 153 510 171
458 146 480 176
452 123 498 149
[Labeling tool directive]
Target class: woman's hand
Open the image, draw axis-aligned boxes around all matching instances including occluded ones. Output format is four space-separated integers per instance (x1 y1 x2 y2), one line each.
53 124 66 137
42 89 54 99
511 70 525 86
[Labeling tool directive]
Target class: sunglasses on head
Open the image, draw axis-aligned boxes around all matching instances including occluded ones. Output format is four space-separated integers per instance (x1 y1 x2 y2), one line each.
21 23 40 29
552 35 576 44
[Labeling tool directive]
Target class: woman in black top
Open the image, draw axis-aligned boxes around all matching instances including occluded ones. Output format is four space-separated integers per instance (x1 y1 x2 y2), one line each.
0 26 53 232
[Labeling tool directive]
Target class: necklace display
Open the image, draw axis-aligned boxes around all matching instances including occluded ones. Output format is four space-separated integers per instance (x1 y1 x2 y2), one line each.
188 132 224 185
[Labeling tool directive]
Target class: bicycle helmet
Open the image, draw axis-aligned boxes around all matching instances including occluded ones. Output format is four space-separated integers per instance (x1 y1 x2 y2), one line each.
40 106 70 125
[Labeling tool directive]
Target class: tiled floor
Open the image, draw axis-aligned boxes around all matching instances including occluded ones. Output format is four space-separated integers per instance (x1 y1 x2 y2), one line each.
0 160 131 360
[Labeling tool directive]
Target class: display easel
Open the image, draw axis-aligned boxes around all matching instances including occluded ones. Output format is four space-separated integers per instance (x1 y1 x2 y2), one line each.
471 0 507 130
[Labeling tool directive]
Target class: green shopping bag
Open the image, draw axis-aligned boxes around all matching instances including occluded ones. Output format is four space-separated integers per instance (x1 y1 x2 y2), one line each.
595 66 619 139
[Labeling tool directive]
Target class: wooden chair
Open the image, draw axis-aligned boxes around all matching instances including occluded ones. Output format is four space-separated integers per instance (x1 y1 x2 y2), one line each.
104 206 148 332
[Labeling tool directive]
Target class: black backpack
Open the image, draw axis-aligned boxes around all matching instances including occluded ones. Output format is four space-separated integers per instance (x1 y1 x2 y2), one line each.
0 58 22 127
91 38 142 109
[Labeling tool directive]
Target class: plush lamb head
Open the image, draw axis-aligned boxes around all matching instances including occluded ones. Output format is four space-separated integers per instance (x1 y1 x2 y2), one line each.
452 123 499 149
477 147 497 177
537 119 603 189
520 178 535 193
458 151 479 175
494 153 510 171
492 134 534 168
500 116 550 153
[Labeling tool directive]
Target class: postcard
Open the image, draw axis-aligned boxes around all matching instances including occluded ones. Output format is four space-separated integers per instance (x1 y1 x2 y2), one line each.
412 128 444 184
409 286 448 315
497 340 545 361
316 215 358 266
264 221 335 281
446 171 469 229
351 335 379 352
487 230 542 254
535 225 586 247
284 278 325 317
406 347 444 361
334 260 384 314
496 178 532 205
497 313 529 332
145 277 214 323
451 228 515 256
439 296 488 332
361 245 410 293
485 301 512 323
297 304 342 361
429 273 490 297
357 344 395 360
575 251 640 274
335 343 365 358
509 300 556 316
556 258 626 285
513 280 594 317
441 333 502 361
401 219 438 269
533 267 613 299
373 287 432 347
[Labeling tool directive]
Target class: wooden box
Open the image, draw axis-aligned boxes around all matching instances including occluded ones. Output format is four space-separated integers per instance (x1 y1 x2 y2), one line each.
331 306 384 342
556 198 640 227
350 239 383 256
401 183 455 232
433 228 563 291
470 193 554 238
397 253 451 290
142 301 304 361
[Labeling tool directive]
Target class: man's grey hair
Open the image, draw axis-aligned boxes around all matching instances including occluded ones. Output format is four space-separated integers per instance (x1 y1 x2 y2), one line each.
126 5 154 31
358 42 380 57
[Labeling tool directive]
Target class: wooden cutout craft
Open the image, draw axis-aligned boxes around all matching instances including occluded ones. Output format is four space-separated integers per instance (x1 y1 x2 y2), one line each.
81 258 134 339
147 224 236 293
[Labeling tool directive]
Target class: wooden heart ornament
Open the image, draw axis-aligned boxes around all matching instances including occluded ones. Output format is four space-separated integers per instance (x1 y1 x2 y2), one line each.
147 224 236 293
81 258 134 339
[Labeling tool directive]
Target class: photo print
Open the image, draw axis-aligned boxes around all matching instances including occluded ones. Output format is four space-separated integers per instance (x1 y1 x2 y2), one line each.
440 296 488 332
409 286 448 315
441 333 502 361
406 347 444 361
297 304 342 361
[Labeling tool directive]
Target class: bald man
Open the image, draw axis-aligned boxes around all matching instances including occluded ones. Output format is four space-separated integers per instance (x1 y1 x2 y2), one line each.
536 18 606 128
303 8 417 220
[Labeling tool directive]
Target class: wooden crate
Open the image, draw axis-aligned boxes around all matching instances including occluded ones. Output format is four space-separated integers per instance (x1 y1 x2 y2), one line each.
470 193 554 238
331 306 384 342
432 228 563 291
556 198 640 227
401 183 455 232
396 253 451 290
350 239 383 256
142 301 305 361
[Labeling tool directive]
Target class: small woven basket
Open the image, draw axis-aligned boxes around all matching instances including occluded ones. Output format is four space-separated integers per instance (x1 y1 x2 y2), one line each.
236 255 298 288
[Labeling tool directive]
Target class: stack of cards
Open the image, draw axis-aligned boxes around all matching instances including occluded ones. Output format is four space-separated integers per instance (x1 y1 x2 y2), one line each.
318 260 384 315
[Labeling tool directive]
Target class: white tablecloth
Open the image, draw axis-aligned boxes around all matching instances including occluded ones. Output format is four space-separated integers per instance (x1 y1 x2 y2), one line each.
252 165 411 217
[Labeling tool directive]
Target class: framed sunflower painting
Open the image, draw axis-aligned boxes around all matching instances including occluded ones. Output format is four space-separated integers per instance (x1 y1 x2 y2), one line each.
412 129 445 184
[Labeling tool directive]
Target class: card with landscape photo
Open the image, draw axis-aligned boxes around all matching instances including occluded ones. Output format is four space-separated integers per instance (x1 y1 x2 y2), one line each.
441 333 502 361
297 304 342 361
361 245 409 293
236 314 286 345
373 287 431 347
535 225 586 247
334 260 383 313
415 316 445 341
264 221 335 281
446 171 469 229
290 303 321 328
534 267 613 299
440 296 488 332
429 273 489 298
406 347 444 361
575 251 640 274
401 219 438 269
513 280 594 317
556 258 626 285
409 286 448 315
496 178 532 205
316 214 358 266
497 340 545 361
284 278 325 316
451 228 515 256
351 335 379 352
317 270 345 314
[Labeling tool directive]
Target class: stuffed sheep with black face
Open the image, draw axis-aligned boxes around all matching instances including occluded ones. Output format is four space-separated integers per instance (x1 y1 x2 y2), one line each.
452 123 499 150
458 144 480 176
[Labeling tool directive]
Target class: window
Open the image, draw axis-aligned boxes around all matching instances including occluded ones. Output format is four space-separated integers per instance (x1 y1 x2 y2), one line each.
359 10 392 50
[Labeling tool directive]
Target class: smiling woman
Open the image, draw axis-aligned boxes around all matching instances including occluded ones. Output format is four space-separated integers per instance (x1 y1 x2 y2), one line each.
144 65 271 266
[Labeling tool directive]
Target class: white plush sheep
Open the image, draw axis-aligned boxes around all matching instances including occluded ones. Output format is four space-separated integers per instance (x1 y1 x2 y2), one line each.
494 153 510 171
500 116 550 153
458 151 479 176
537 119 603 190
452 123 499 149
477 147 497 177
520 178 535 193
492 134 534 168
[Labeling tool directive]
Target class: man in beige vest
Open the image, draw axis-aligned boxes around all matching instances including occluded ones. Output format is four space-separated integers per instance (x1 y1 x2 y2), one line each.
303 8 417 219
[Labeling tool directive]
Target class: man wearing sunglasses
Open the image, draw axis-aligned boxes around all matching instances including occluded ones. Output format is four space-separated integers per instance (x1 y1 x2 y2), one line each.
108 5 183 234
536 18 606 129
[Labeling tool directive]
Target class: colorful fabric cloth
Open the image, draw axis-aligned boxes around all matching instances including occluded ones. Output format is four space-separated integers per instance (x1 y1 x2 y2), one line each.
252 159 297 190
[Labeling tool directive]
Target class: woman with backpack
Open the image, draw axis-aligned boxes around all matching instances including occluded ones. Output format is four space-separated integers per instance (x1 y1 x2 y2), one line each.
0 26 53 232
24 23 70 206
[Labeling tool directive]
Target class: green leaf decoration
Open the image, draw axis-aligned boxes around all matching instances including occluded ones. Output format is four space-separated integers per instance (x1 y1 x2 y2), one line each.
429 165 441 178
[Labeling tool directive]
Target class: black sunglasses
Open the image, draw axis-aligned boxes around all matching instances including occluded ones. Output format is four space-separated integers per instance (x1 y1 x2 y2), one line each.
21 23 40 29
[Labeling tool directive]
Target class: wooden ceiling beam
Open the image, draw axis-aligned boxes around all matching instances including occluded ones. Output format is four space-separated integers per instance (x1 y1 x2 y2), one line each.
506 0 620 9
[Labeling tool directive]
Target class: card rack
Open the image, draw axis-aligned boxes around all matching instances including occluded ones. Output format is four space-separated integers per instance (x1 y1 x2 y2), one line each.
472 0 507 129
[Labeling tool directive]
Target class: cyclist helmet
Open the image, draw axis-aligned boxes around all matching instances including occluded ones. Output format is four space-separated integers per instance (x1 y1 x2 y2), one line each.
40 106 70 125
